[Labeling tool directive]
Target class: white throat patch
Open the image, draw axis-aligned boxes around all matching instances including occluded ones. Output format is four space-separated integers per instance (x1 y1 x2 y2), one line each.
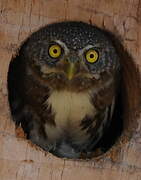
46 90 96 128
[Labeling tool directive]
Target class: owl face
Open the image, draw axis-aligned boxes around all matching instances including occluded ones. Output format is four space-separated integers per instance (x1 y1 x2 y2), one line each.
23 22 119 91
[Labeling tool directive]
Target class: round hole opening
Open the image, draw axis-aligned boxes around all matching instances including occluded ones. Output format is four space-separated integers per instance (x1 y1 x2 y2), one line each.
7 22 141 160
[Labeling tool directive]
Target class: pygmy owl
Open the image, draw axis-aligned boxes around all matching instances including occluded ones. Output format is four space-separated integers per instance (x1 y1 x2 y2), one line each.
8 21 120 159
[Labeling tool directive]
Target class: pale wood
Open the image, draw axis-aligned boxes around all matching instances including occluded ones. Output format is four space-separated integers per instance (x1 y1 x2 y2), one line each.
0 0 141 180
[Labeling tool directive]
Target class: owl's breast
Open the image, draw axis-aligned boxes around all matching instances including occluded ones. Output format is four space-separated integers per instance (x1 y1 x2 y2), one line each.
46 90 96 128
43 90 97 148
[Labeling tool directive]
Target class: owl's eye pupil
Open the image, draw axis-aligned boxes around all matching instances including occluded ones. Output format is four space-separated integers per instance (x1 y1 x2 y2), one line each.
53 49 57 54
90 54 94 58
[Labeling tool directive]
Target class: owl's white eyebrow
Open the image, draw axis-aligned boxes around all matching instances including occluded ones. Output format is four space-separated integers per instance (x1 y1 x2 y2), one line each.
54 40 69 54
78 45 94 56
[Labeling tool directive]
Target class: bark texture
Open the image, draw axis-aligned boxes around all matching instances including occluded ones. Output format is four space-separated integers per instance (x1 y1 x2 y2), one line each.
0 0 141 180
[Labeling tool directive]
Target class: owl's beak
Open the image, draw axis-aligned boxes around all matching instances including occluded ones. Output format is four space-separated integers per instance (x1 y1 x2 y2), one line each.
66 62 77 80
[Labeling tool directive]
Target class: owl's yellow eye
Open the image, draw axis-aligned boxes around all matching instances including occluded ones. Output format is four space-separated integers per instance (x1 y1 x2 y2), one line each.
49 44 62 58
85 49 99 63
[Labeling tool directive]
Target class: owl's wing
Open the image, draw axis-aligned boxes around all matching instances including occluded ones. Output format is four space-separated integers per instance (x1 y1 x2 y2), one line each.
95 99 115 147
80 96 115 152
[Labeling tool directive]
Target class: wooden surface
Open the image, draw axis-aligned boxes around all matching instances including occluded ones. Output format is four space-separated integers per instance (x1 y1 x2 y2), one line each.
0 0 141 179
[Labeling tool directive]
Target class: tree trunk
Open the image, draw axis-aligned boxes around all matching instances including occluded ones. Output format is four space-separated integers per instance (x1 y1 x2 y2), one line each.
0 0 141 179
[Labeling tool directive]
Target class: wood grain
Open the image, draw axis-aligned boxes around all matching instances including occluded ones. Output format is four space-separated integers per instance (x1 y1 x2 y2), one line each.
0 0 141 179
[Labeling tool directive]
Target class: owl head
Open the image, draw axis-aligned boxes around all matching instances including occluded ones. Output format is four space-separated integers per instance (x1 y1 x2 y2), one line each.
22 21 120 92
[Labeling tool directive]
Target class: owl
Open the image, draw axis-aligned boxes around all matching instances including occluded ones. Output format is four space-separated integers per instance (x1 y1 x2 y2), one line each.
8 21 121 159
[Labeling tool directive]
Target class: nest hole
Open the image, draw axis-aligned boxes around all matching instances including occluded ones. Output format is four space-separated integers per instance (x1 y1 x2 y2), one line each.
7 28 141 160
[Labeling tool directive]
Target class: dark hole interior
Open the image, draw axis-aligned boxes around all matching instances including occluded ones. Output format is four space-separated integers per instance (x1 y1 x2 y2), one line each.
7 26 141 160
